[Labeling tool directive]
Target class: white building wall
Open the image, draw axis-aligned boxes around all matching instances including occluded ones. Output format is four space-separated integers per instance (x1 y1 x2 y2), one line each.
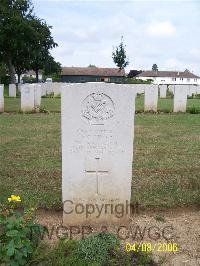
136 76 200 85
15 73 43 82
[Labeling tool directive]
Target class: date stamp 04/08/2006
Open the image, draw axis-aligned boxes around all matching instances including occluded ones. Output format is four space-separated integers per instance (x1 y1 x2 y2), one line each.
125 242 179 253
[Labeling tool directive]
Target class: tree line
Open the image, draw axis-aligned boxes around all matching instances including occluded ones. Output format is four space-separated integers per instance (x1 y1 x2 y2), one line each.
0 0 61 83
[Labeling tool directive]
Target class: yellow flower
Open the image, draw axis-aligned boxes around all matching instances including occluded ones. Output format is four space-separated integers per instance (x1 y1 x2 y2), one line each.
7 195 21 202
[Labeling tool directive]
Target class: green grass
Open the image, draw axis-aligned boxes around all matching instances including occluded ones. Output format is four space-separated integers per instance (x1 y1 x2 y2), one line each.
132 114 200 208
30 233 156 266
0 106 200 209
3 95 200 113
136 95 200 112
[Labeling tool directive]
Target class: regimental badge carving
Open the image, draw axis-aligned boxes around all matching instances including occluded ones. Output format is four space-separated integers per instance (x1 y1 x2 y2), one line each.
81 92 115 124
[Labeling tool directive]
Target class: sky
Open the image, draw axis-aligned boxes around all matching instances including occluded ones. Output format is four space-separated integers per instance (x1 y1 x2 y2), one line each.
32 0 200 75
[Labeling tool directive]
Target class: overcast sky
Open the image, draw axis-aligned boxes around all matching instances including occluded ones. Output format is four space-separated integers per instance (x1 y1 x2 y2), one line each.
32 0 200 75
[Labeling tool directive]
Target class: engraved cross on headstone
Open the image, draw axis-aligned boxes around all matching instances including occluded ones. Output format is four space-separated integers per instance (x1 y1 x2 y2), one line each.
85 157 109 194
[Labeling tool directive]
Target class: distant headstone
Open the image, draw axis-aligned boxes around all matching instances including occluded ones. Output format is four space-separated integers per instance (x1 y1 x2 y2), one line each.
18 83 22 93
46 83 54 95
21 85 34 112
0 84 4 112
159 85 167 98
53 83 61 96
173 85 187 112
61 83 136 225
196 86 200 94
9 84 16 97
187 85 197 97
168 85 175 94
34 85 42 111
41 83 47 96
144 85 158 112
132 84 145 94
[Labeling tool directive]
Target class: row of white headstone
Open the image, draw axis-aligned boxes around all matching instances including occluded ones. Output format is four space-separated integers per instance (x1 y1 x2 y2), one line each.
0 83 199 113
143 84 199 112
0 83 61 112
8 82 61 97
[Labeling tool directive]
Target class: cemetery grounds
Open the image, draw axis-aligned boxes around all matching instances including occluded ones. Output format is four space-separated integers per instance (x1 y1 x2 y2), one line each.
0 92 200 265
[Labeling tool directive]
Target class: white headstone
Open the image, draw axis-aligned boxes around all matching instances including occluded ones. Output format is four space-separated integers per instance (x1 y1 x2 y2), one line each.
40 83 47 96
159 85 167 98
132 84 145 94
188 85 197 96
18 83 22 93
144 85 158 112
173 85 187 112
168 85 175 94
46 83 54 95
21 85 35 112
196 86 200 94
0 84 4 112
9 84 16 97
53 83 61 96
61 83 136 225
34 85 42 110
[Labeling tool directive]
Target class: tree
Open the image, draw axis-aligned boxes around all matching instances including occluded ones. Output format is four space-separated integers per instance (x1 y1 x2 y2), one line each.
29 17 58 82
13 45 32 83
112 37 129 70
88 64 96 67
0 0 34 83
43 54 61 76
0 1 58 83
0 62 8 83
152 64 158 71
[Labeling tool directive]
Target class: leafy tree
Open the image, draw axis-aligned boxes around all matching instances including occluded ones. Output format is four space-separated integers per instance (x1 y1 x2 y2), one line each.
0 62 8 83
88 64 96 67
13 46 32 83
112 36 129 70
0 0 33 83
0 1 58 83
29 17 58 82
43 54 61 76
152 64 158 71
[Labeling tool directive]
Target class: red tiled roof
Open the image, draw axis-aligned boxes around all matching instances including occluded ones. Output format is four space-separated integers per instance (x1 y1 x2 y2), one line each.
61 67 125 77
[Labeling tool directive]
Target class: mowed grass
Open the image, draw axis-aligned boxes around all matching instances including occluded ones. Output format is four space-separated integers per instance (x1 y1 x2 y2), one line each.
132 114 200 208
3 95 200 113
0 108 200 209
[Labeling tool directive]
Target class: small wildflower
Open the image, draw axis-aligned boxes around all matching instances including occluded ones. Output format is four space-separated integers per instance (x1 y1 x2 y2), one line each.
8 195 21 202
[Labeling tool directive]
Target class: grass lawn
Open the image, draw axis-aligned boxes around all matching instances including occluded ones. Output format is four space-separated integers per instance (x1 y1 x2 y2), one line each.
3 95 200 113
0 103 200 209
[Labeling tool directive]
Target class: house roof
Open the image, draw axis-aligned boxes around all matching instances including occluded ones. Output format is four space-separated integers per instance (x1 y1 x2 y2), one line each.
136 70 200 79
61 67 125 77
24 70 42 75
